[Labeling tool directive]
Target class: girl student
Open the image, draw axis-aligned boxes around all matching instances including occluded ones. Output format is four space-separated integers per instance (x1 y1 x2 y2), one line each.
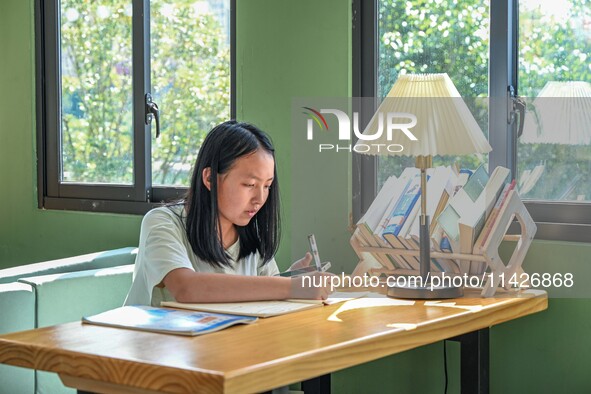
125 120 334 307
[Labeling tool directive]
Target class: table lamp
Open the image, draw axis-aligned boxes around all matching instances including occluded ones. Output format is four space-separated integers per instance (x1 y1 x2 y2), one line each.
358 73 492 299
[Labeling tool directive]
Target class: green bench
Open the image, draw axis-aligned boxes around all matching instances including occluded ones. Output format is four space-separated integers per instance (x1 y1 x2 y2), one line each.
0 247 137 394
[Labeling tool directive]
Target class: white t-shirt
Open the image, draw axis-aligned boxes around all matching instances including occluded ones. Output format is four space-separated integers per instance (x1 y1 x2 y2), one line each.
124 205 280 306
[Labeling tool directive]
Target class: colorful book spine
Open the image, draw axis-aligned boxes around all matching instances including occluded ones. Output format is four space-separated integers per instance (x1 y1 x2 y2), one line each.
383 174 422 237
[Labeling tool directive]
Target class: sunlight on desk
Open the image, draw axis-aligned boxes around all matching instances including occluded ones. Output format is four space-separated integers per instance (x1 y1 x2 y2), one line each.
424 300 484 313
328 295 415 322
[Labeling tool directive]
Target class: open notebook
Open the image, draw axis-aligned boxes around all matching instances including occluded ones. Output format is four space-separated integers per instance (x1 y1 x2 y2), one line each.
161 291 368 318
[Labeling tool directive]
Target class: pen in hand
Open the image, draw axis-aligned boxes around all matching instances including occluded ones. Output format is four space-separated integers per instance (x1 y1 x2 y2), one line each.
308 234 322 271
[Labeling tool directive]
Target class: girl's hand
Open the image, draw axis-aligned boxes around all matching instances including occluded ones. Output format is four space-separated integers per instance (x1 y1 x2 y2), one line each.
289 272 335 300
288 252 313 271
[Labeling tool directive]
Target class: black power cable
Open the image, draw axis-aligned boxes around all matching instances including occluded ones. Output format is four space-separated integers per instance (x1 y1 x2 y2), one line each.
443 341 448 394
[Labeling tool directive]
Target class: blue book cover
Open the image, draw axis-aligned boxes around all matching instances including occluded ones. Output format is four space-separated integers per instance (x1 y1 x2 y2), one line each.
383 174 422 237
82 305 257 336
459 168 474 177
440 236 452 252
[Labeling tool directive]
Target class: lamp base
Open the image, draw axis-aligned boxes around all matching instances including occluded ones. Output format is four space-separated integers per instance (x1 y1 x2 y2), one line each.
387 281 464 299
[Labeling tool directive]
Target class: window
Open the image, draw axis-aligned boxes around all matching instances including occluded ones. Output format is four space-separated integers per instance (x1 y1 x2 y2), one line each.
375 0 490 189
515 0 591 241
517 0 591 203
36 0 235 214
353 0 591 241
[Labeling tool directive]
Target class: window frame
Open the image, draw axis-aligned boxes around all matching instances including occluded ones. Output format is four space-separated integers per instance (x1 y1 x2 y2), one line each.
352 0 591 242
35 0 236 215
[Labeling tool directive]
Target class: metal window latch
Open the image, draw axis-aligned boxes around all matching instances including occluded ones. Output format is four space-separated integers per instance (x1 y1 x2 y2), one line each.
508 85 526 139
145 93 161 138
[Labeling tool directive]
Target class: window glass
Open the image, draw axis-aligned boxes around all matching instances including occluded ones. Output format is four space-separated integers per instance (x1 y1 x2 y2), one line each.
60 0 134 184
151 0 231 186
517 0 591 202
377 0 490 188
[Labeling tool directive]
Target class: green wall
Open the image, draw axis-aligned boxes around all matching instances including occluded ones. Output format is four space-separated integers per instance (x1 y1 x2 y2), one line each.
1 0 590 392
236 0 353 271
0 0 141 269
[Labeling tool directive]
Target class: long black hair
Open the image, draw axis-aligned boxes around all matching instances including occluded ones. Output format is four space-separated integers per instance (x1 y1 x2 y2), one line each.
182 120 281 268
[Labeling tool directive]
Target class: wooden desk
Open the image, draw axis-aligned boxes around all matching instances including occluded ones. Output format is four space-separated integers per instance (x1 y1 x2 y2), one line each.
0 290 547 394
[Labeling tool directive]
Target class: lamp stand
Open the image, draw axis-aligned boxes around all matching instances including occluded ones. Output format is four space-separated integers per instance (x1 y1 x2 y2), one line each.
387 155 464 299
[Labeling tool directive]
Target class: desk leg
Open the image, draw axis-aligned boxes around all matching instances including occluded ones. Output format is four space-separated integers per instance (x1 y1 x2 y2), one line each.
301 374 331 394
448 328 489 394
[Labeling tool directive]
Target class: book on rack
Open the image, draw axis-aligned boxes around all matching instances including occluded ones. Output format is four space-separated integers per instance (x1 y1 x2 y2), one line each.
429 192 459 273
381 172 422 270
356 175 401 270
433 229 460 273
434 166 472 250
433 166 473 259
473 180 517 256
454 168 473 194
436 203 461 252
161 292 369 318
453 167 489 274
433 235 461 276
369 167 419 269
358 175 398 227
461 165 489 202
439 166 511 275
356 207 391 271
394 169 434 270
82 305 258 336
465 167 511 274
474 166 511 217
447 165 489 218
405 166 456 272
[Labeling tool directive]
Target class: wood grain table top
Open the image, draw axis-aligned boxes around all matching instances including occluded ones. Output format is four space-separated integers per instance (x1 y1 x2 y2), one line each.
0 289 547 393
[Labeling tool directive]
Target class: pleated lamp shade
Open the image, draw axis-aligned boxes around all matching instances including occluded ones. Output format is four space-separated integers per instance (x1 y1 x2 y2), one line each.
357 73 491 156
521 81 591 145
